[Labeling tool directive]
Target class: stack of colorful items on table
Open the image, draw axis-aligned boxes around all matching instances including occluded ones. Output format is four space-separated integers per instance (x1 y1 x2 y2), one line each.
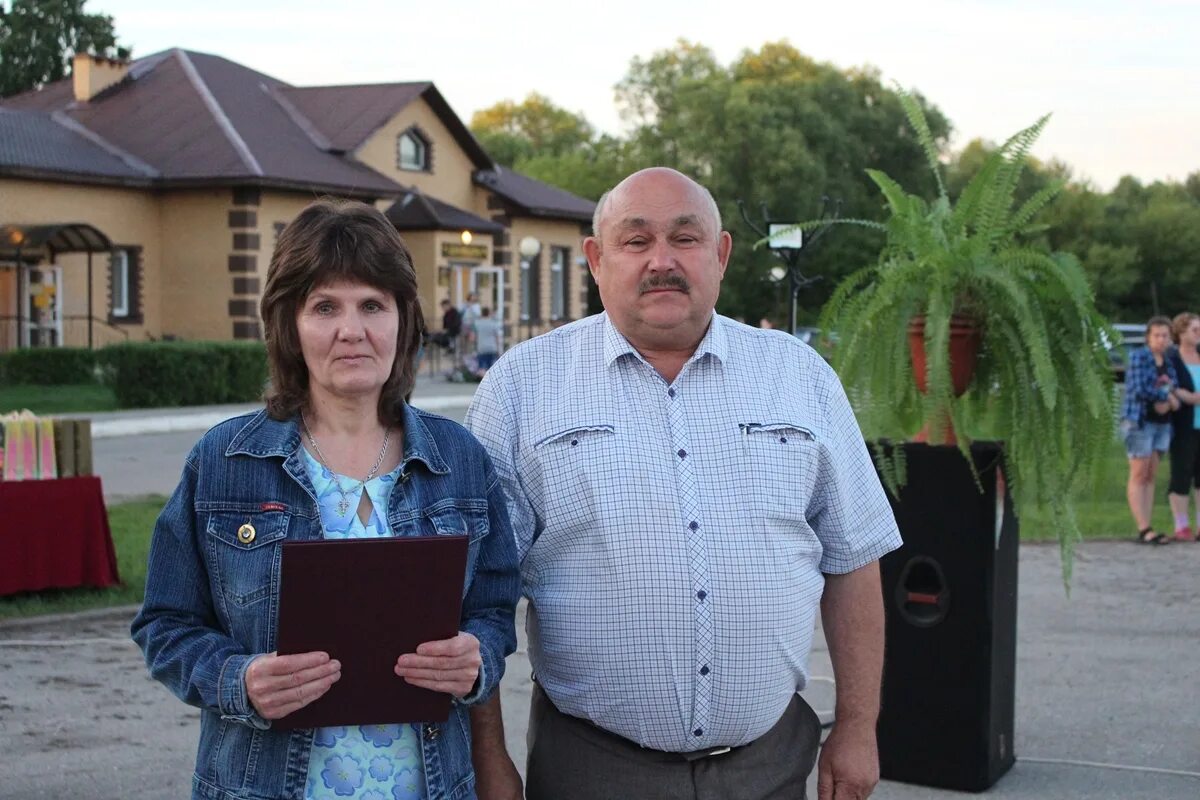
0 411 93 481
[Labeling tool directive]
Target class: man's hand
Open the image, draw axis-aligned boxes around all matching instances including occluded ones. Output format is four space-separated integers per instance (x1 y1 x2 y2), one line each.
817 719 879 799
245 651 341 720
395 631 481 698
473 749 524 800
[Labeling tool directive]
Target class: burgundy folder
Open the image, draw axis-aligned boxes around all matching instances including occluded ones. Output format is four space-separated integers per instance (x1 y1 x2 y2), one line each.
274 535 468 730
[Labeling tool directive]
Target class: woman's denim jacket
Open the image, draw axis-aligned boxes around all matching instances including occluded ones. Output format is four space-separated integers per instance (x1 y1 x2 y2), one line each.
131 406 520 800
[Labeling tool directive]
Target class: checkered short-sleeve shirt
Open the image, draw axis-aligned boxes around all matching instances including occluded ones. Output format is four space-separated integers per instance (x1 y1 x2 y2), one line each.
465 313 901 752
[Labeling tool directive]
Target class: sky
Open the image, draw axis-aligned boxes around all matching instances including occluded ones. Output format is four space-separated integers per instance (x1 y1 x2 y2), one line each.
89 0 1199 191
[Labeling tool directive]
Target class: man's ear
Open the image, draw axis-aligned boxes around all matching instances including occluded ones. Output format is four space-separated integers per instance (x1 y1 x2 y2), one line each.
583 237 603 282
716 231 733 278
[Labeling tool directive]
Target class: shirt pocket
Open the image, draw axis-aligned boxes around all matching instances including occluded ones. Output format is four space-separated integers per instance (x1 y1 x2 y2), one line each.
205 510 291 625
739 422 822 558
532 424 617 540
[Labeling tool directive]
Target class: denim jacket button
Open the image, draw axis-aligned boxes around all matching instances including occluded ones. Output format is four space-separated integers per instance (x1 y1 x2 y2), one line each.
423 723 440 740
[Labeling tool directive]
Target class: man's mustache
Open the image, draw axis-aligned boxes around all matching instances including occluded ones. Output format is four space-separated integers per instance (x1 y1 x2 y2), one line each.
638 274 690 295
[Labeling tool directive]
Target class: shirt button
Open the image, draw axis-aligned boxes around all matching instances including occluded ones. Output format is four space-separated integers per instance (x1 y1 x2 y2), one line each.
688 521 699 532
696 590 707 601
677 449 687 459
570 439 579 446
694 728 704 737
668 388 676 398
780 437 788 444
699 665 710 676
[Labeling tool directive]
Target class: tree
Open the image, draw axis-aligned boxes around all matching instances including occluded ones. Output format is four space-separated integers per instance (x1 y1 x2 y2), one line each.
615 40 951 324
470 93 595 166
0 0 129 97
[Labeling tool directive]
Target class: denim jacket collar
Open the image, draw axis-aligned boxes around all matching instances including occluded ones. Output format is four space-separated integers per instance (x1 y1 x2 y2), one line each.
224 405 450 476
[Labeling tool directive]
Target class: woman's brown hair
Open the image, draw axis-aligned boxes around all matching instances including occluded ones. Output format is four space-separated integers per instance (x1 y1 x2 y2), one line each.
1170 312 1198 345
260 199 424 426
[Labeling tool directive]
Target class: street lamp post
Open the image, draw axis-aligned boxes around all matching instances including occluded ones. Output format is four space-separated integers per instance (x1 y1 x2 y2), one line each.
518 236 541 342
737 198 841 334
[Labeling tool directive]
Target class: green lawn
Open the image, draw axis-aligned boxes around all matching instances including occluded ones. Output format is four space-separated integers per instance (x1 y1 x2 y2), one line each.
0 383 118 414
1018 441 1177 542
0 497 163 620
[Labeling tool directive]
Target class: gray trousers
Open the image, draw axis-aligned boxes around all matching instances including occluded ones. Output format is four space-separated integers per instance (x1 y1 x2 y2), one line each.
525 684 821 800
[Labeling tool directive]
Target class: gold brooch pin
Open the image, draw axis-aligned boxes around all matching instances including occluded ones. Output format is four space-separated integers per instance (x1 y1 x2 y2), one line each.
237 522 256 544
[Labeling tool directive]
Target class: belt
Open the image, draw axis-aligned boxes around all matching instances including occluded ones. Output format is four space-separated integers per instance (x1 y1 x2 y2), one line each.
534 682 745 762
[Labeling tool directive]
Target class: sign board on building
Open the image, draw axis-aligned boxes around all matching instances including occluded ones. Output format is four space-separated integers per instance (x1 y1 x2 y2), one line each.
440 243 488 260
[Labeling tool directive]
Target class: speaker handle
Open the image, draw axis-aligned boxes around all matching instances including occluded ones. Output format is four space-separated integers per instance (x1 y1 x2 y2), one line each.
894 556 950 627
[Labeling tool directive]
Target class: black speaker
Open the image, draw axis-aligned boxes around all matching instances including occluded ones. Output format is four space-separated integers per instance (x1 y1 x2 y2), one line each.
875 441 1018 792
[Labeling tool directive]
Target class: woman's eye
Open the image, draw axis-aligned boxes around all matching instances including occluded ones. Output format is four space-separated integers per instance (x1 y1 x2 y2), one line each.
363 301 383 313
314 302 335 314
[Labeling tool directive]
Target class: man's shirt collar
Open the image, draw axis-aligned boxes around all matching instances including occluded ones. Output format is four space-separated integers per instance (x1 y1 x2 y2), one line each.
601 311 728 369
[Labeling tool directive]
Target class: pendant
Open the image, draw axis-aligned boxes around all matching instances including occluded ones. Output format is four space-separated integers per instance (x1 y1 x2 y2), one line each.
336 496 350 517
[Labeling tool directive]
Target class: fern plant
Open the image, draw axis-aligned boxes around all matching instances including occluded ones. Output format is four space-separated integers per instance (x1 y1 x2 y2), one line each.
808 89 1115 583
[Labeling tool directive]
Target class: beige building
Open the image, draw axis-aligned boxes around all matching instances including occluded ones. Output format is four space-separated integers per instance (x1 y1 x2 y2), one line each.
0 50 594 351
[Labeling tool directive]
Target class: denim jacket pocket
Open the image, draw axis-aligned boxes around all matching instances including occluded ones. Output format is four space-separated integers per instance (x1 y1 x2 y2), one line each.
421 500 489 598
205 510 292 643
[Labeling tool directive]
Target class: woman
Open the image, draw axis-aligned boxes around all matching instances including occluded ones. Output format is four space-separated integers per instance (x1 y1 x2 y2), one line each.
132 199 520 800
1122 316 1180 544
1166 312 1200 541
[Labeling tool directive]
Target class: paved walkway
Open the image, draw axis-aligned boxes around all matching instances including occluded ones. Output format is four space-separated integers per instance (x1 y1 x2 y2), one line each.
1 543 1197 799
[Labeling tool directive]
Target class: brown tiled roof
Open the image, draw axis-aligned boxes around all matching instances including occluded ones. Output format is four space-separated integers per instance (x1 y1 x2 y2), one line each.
474 167 595 224
277 83 494 169
1 49 403 198
384 191 503 234
0 108 154 183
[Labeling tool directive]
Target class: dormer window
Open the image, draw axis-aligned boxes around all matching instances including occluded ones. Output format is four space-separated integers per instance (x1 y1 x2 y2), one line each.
397 128 430 171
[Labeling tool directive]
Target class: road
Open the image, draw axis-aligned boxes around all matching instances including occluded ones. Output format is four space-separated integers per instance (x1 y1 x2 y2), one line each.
95 406 470 503
3 544 1198 799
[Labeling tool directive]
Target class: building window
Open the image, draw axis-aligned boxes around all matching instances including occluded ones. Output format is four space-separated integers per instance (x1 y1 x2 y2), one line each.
108 246 142 324
110 249 129 318
550 246 569 321
397 128 429 171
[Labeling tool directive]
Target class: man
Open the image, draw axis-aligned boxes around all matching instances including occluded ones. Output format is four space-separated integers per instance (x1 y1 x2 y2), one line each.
432 298 461 351
460 291 483 351
471 306 503 372
466 167 901 800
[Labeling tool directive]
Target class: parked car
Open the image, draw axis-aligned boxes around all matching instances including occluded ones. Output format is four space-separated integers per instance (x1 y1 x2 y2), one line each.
1104 322 1145 383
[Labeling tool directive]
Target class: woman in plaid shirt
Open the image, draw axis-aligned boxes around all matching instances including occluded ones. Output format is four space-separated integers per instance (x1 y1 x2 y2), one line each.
1122 316 1180 544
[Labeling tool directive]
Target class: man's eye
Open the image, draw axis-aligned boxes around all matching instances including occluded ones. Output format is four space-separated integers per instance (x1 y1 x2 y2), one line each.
626 238 648 247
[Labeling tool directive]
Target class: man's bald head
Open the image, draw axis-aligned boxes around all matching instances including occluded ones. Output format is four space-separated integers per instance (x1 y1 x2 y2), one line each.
592 168 722 240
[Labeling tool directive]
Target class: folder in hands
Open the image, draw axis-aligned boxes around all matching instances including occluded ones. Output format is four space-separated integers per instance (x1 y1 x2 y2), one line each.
274 535 468 730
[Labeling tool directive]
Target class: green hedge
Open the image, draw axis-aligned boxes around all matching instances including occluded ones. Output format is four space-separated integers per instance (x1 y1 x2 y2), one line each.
100 341 268 408
0 347 99 384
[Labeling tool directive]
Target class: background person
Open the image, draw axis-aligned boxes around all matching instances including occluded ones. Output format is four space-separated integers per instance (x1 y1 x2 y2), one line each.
466 167 901 800
132 199 519 800
471 307 503 373
1122 315 1180 545
1166 312 1200 541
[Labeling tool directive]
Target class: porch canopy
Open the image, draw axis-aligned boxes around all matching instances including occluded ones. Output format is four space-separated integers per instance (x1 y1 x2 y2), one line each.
1 223 113 348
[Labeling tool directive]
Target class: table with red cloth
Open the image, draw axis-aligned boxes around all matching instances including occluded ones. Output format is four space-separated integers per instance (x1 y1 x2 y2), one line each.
0 476 120 596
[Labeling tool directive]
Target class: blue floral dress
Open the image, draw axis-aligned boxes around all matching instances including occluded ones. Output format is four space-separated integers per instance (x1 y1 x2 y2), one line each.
302 447 427 800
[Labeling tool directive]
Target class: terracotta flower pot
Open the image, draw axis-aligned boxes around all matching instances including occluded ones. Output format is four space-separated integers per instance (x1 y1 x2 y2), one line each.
908 314 982 444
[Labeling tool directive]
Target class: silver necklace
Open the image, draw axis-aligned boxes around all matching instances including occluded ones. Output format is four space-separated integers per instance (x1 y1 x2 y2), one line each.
302 417 392 518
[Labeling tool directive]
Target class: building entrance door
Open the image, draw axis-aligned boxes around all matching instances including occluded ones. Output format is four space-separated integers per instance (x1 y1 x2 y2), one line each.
471 267 505 325
22 265 62 347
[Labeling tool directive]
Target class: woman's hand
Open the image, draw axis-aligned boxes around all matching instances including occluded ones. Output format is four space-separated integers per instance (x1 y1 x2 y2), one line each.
245 651 341 720
394 632 481 698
